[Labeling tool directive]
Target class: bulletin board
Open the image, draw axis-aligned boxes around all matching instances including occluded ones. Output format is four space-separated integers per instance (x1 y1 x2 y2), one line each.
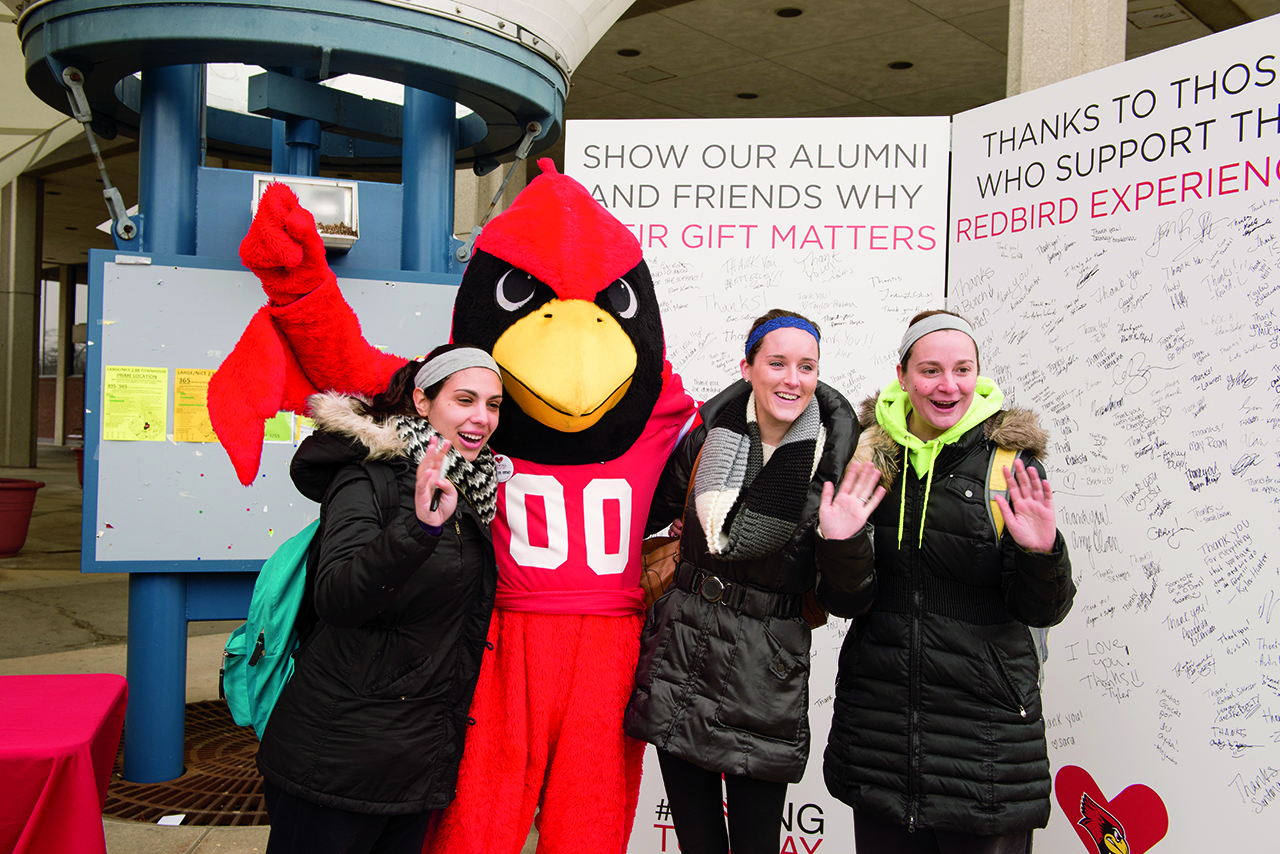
82 251 460 572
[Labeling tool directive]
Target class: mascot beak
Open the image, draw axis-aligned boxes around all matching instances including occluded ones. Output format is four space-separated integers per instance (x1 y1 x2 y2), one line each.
492 298 636 432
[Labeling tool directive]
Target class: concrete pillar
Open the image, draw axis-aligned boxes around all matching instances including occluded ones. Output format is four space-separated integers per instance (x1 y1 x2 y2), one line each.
454 158 527 240
0 175 41 467
1008 0 1128 96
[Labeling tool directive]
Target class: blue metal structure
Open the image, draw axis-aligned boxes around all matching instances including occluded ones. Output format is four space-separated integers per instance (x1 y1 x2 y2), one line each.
17 0 564 168
17 0 564 782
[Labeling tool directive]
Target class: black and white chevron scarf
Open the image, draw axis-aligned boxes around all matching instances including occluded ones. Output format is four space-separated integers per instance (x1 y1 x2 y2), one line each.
393 415 498 525
693 382 825 560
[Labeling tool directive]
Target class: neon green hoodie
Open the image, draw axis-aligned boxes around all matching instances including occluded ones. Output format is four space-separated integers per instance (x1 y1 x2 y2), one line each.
875 376 1005 547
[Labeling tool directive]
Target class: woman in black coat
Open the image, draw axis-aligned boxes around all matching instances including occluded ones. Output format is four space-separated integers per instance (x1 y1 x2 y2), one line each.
624 309 885 854
257 345 504 854
823 310 1075 854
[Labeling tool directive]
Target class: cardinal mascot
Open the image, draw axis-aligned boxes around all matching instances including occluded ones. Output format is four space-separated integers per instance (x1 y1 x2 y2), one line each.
209 159 697 854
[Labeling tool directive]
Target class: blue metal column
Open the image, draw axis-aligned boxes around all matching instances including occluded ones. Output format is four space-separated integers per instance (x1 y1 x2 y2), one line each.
401 88 457 273
271 119 288 173
284 118 321 176
282 68 321 176
125 63 201 783
124 573 189 781
138 65 200 255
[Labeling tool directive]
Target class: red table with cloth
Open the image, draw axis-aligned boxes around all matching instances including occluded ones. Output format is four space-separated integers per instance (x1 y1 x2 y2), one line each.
0 674 129 854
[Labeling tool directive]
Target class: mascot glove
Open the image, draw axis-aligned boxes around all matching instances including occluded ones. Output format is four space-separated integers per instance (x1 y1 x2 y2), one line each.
240 182 336 305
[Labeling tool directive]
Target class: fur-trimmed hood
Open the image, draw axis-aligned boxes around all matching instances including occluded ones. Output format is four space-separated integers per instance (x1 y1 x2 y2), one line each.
853 394 1049 490
306 391 408 460
290 392 412 503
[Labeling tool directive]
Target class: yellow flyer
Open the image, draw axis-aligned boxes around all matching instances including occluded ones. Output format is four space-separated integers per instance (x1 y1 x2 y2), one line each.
296 416 316 443
264 412 293 443
102 365 168 441
173 368 218 442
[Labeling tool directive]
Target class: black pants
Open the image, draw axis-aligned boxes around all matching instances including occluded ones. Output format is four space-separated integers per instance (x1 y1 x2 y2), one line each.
263 780 437 854
656 747 789 854
853 808 1032 854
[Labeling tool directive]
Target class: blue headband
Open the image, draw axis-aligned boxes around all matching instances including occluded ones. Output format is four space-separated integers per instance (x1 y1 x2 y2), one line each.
745 316 820 358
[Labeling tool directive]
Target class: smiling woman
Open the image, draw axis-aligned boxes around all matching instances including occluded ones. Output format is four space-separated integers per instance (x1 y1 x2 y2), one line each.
624 308 882 854
255 343 504 854
824 308 1076 854
740 321 819 445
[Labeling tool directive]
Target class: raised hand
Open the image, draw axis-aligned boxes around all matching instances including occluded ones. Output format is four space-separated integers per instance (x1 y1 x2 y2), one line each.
993 458 1057 553
818 460 886 541
415 437 458 527
239 183 335 304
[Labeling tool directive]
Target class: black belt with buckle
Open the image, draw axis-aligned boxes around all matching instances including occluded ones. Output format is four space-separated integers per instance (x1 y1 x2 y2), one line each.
672 562 804 620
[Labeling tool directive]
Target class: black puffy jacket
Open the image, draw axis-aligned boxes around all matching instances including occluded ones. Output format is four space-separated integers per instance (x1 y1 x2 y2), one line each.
824 402 1075 835
624 382 876 783
255 394 497 815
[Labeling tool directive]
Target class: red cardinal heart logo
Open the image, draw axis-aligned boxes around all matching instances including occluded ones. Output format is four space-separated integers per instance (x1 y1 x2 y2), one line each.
1055 765 1169 854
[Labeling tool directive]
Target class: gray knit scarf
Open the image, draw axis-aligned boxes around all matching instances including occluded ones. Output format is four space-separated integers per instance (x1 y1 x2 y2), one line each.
393 415 498 525
693 383 825 560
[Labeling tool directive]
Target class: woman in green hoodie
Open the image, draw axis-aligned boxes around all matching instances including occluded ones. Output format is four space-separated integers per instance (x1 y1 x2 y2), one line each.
822 309 1075 854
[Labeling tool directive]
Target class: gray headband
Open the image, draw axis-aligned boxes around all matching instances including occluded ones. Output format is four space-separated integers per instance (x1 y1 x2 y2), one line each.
898 314 978 364
414 348 501 390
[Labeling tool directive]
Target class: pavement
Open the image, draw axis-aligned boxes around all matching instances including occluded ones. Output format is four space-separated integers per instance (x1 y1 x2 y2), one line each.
0 442 537 854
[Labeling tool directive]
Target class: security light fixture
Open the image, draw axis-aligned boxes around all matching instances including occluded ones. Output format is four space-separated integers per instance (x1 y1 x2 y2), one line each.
253 175 360 252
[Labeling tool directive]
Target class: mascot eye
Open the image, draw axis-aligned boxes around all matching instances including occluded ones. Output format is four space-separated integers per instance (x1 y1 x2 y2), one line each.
605 278 638 319
496 269 537 312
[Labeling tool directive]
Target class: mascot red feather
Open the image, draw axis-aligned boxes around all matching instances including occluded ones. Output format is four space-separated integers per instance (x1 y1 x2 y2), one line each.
210 161 696 854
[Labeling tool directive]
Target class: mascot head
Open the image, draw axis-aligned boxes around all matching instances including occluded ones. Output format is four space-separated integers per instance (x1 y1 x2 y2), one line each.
451 159 668 465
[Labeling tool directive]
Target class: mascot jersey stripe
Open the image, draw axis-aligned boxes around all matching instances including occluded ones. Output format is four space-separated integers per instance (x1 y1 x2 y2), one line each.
491 376 693 616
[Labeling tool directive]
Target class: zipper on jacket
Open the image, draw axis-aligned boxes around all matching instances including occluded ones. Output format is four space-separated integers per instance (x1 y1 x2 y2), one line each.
453 515 467 581
906 464 924 830
987 643 1028 717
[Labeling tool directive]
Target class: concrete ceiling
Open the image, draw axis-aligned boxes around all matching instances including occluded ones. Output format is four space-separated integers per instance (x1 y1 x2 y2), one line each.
7 0 1278 273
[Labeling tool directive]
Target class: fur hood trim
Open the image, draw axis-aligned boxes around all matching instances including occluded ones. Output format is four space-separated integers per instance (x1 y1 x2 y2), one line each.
306 391 407 460
853 394 1049 489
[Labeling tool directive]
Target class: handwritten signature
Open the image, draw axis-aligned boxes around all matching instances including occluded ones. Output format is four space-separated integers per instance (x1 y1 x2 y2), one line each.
1232 453 1262 476
1147 519 1193 549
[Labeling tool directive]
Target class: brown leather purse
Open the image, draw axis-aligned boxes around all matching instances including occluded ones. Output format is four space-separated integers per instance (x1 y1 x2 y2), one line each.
801 589 829 630
639 450 701 608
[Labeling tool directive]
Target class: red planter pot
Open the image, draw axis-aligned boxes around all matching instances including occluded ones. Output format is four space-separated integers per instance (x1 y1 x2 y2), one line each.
0 479 46 557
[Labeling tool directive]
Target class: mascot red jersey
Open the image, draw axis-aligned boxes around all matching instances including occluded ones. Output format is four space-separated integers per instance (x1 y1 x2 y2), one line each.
210 160 696 854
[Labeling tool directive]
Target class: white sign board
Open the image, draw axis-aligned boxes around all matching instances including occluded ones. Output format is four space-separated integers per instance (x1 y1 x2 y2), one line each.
567 115 951 853
949 16 1280 854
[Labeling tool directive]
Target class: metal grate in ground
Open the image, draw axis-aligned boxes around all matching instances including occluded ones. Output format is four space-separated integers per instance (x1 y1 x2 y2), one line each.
104 699 268 826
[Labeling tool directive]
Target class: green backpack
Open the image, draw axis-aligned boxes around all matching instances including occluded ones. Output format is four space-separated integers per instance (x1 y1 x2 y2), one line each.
220 460 399 738
221 520 320 738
